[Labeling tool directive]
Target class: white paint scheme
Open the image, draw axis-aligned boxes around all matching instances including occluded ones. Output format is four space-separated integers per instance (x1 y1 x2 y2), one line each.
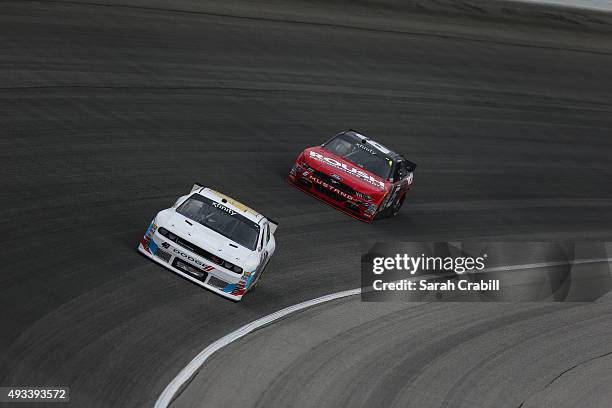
137 185 277 301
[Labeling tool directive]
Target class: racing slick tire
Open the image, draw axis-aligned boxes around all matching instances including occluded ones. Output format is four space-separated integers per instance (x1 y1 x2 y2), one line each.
389 195 406 217
377 194 405 219
248 261 269 293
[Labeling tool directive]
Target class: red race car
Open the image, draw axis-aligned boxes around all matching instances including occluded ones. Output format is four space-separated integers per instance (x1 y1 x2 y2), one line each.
288 130 416 222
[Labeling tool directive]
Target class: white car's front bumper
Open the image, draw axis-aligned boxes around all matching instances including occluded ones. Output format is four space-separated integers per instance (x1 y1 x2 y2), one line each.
137 233 247 301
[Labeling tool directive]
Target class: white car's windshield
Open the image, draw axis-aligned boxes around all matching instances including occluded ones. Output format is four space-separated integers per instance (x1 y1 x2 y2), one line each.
176 194 260 250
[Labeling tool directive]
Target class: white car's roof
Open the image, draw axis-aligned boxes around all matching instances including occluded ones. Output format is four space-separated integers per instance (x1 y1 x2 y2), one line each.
196 187 265 224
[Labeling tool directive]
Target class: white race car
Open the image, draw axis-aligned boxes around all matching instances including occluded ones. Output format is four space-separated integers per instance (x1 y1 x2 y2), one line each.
138 184 277 301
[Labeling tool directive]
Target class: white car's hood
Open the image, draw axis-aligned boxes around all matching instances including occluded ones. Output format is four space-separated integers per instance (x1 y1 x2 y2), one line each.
161 210 255 265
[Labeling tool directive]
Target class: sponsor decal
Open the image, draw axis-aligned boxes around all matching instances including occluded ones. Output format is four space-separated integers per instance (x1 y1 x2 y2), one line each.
140 238 151 253
234 275 250 296
308 175 354 201
211 201 237 216
149 239 159 254
222 283 237 293
162 242 170 249
309 151 385 190
172 248 214 271
210 190 259 216
330 173 342 181
140 223 158 253
223 270 255 296
356 143 376 155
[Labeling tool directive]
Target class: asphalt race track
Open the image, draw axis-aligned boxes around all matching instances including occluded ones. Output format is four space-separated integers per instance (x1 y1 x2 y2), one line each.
1 1 612 407
171 299 612 408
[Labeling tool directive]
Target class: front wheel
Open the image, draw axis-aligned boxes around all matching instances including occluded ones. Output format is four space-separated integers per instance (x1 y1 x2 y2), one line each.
248 262 269 293
389 195 405 217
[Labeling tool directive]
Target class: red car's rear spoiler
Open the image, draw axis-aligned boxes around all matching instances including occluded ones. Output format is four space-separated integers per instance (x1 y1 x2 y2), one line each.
405 160 417 172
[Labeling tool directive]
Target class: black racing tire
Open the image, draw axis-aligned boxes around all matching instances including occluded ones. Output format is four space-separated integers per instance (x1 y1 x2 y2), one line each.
247 262 269 293
389 195 406 217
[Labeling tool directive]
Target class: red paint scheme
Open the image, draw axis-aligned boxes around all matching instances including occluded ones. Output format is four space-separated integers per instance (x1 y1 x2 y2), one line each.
288 146 412 222
140 238 151 252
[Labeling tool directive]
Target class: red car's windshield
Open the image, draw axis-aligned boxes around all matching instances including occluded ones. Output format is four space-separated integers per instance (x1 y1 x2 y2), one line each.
323 133 393 180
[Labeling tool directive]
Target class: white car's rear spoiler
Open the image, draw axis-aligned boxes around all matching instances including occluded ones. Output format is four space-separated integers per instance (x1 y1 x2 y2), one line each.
191 182 205 193
268 218 279 234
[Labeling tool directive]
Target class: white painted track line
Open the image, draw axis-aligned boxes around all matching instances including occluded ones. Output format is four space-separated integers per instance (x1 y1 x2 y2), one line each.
154 288 361 408
515 0 612 12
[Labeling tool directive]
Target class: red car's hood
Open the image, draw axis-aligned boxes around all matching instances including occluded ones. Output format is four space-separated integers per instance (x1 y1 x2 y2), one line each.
301 146 390 198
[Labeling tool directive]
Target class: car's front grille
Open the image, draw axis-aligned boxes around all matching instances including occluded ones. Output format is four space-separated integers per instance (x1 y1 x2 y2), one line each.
298 178 312 188
344 202 361 213
173 258 209 281
174 236 221 265
312 171 356 196
314 183 348 202
207 275 228 289
155 249 172 263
